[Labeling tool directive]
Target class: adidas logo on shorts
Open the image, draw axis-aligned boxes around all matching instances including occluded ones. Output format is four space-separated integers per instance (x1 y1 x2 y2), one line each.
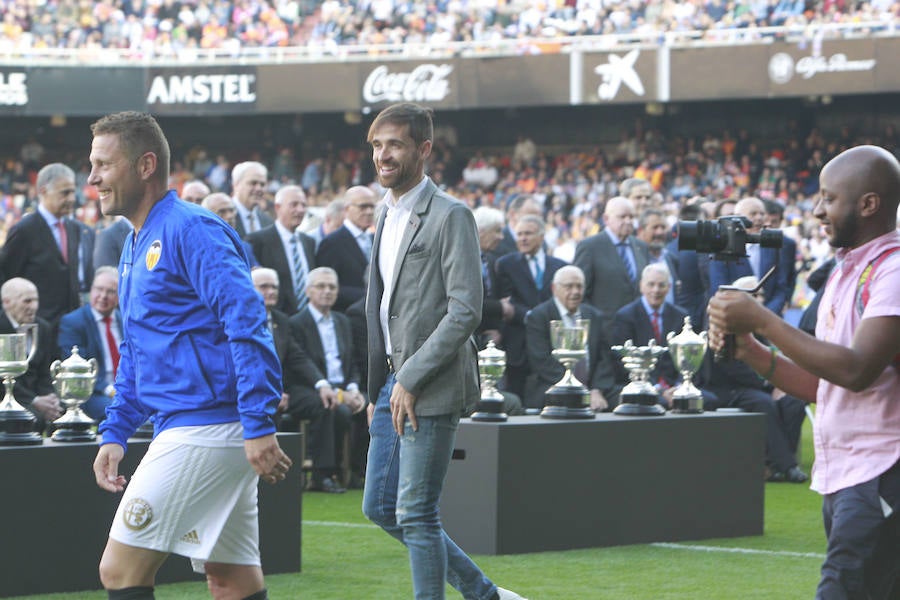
180 529 201 545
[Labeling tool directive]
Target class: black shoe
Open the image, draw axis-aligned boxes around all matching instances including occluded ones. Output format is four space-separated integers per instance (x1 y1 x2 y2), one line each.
307 476 346 494
785 466 808 483
766 469 786 483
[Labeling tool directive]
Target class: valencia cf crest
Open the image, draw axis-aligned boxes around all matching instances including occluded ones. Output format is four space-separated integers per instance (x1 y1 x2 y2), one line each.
145 240 162 271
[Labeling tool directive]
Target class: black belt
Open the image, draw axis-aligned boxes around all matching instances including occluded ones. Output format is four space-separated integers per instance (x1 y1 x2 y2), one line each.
386 355 395 373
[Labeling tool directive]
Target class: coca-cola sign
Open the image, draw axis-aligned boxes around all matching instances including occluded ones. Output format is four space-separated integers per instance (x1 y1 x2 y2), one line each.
362 64 453 104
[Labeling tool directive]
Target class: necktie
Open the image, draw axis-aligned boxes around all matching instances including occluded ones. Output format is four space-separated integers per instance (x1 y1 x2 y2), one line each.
651 310 662 344
56 220 68 263
103 315 120 378
291 235 308 312
481 257 493 297
531 256 543 288
618 242 635 282
248 211 258 233
359 232 373 261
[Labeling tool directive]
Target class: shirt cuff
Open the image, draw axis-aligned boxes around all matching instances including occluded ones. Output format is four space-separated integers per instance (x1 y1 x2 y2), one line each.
314 379 331 390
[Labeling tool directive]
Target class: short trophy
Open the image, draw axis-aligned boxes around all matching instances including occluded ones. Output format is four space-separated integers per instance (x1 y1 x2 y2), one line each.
50 346 99 442
541 319 594 420
612 339 667 416
666 317 708 414
471 340 508 422
0 325 43 445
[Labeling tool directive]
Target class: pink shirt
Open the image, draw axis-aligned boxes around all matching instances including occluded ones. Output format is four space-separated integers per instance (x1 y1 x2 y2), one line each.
813 230 900 495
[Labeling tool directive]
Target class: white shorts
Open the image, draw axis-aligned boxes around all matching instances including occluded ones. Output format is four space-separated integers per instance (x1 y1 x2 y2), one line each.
108 422 260 574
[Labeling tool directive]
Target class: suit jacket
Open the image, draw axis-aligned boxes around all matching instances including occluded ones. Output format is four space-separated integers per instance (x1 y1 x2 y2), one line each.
574 232 650 327
57 304 122 396
667 237 709 331
233 206 274 239
365 178 481 417
246 225 316 316
708 246 791 315
289 307 360 390
610 299 689 388
0 313 54 409
93 218 132 270
316 225 369 312
478 253 504 334
524 301 619 406
1 212 82 325
483 226 517 272
494 252 567 366
268 308 321 401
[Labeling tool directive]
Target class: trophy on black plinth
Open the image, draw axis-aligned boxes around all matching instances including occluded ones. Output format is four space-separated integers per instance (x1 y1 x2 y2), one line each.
666 317 709 414
50 346 99 442
471 340 508 422
541 319 594 419
612 339 667 416
0 326 43 445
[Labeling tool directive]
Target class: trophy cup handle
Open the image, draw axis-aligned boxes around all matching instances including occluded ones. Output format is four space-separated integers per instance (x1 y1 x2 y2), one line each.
88 357 99 378
50 359 61 380
21 323 38 365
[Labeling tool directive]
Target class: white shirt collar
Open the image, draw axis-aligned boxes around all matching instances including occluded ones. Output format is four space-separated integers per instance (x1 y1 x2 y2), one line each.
344 219 365 238
37 204 62 228
308 304 330 323
383 176 428 210
274 220 298 244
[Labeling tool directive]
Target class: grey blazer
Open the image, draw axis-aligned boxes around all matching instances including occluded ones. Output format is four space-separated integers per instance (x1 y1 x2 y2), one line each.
365 179 482 417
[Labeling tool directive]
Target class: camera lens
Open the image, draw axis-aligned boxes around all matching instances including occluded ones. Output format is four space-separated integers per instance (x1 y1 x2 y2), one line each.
678 220 726 253
757 229 784 249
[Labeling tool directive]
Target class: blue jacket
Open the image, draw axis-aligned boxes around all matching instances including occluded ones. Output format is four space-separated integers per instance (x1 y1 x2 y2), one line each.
98 191 282 450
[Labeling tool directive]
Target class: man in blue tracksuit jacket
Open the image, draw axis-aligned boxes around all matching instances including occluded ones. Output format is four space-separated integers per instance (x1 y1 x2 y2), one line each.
89 112 291 600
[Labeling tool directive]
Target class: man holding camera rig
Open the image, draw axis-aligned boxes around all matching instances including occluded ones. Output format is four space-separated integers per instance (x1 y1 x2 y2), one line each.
708 145 900 599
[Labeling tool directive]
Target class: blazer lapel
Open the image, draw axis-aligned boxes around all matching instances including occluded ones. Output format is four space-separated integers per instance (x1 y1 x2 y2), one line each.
389 188 431 300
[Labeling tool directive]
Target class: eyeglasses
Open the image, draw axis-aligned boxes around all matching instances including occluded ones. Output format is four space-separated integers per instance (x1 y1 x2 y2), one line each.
351 203 376 210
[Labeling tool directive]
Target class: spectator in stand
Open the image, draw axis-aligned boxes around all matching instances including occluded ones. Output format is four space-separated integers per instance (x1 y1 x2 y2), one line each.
316 186 376 313
1 163 87 336
231 161 274 238
574 196 650 330
495 214 567 399
181 180 211 204
637 207 678 305
764 199 799 308
202 192 259 268
485 195 543 271
620 177 655 215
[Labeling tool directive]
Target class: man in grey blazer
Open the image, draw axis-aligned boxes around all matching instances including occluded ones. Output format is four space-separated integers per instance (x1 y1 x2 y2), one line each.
574 195 651 329
362 103 526 600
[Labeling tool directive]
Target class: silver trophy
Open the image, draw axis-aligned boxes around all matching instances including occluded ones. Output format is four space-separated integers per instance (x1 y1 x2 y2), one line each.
50 346 99 442
471 340 508 422
0 325 43 445
666 317 708 414
612 339 667 416
541 319 594 419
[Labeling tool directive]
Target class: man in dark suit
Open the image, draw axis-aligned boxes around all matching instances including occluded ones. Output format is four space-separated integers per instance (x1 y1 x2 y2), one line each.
473 206 514 347
484 195 542 272
524 265 620 411
495 214 567 399
574 196 651 330
1 163 85 335
669 202 710 331
252 267 360 494
246 185 316 316
0 278 62 431
57 266 122 422
316 185 377 312
765 199 799 312
92 216 132 271
637 208 679 306
230 161 274 238
708 197 792 315
288 267 366 492
611 263 718 409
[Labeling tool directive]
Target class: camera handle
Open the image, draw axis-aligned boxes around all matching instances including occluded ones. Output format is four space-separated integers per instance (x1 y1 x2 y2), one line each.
714 264 778 361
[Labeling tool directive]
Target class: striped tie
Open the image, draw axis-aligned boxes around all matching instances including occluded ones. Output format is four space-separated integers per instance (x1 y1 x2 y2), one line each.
291 235 308 312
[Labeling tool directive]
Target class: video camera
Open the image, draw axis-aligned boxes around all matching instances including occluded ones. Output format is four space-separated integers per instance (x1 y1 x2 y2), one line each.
677 215 783 261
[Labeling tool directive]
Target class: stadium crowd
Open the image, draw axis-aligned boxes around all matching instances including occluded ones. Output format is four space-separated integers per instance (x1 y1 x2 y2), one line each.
0 0 897 56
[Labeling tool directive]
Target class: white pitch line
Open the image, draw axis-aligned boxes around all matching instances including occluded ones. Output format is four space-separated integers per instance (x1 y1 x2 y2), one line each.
305 521 826 559
651 542 825 559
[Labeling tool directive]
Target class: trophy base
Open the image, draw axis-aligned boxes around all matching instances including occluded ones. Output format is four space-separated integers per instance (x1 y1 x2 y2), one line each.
0 409 43 445
671 395 704 414
52 423 97 443
613 393 666 416
540 405 595 419
471 411 508 422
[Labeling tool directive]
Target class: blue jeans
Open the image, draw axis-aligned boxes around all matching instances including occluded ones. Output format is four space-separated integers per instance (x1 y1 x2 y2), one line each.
363 373 497 600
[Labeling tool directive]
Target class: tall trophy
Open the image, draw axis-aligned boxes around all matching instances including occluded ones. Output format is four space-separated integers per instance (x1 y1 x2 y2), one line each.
666 317 708 414
541 319 594 419
50 346 99 442
0 325 43 445
612 339 667 416
471 340 508 422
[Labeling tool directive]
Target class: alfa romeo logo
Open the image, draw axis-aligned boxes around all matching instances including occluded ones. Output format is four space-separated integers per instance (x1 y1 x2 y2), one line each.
768 53 795 85
122 498 153 531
